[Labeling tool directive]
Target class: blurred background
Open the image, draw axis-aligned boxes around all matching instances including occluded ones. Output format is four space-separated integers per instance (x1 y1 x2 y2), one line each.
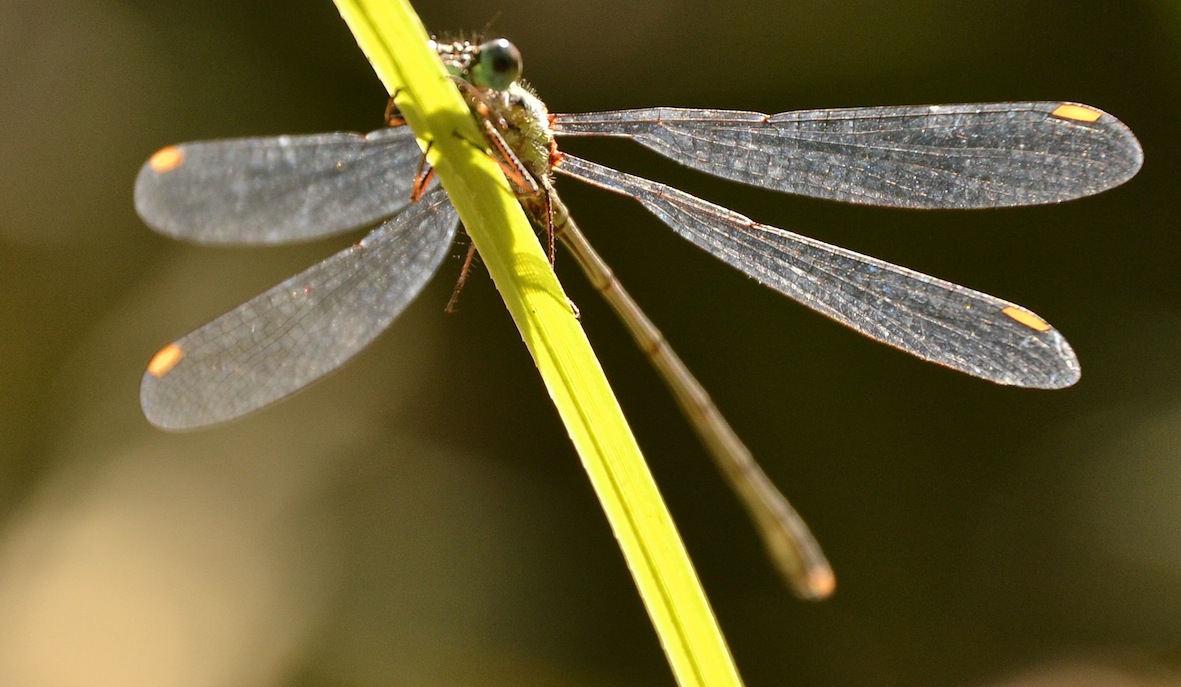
1 0 1179 685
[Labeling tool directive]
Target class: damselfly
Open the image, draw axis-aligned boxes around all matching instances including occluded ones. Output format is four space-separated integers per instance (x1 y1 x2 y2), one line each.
135 37 1142 598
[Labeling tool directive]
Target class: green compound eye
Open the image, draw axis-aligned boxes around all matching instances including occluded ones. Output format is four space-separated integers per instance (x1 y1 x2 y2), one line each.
470 38 522 91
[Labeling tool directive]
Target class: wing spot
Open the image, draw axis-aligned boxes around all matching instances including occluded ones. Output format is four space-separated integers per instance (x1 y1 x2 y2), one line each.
149 146 185 173
147 343 184 377
1050 103 1102 123
1002 306 1052 332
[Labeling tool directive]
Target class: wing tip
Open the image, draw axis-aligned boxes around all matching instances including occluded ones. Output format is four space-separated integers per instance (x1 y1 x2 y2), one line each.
140 347 213 432
1051 101 1144 182
1006 325 1081 390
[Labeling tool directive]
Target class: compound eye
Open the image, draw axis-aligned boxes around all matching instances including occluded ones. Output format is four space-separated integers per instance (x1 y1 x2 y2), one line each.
471 38 522 91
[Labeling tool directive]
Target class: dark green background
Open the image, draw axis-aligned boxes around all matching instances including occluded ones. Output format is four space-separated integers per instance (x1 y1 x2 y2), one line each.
1 1 1178 685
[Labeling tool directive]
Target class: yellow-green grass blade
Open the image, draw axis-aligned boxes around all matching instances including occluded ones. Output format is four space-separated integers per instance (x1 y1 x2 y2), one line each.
330 1 743 684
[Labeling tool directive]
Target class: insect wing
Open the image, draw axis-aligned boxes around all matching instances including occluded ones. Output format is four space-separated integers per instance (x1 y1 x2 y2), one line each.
553 102 1142 209
557 154 1079 388
135 127 423 244
141 188 459 430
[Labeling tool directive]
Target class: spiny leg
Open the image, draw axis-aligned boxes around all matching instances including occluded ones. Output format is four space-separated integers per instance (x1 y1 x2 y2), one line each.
444 243 479 313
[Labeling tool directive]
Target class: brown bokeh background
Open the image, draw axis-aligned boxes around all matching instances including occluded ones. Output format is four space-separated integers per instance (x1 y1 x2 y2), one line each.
1 1 1179 685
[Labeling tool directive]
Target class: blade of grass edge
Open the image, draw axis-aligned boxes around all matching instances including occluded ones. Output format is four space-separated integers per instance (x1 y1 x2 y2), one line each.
330 1 743 685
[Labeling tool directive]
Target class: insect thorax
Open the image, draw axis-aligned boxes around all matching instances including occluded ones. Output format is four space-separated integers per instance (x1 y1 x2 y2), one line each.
487 83 556 183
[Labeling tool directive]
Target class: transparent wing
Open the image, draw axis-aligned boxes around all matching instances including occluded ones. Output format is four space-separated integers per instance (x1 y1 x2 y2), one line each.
556 154 1079 388
553 102 1142 209
135 126 422 244
141 187 459 430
